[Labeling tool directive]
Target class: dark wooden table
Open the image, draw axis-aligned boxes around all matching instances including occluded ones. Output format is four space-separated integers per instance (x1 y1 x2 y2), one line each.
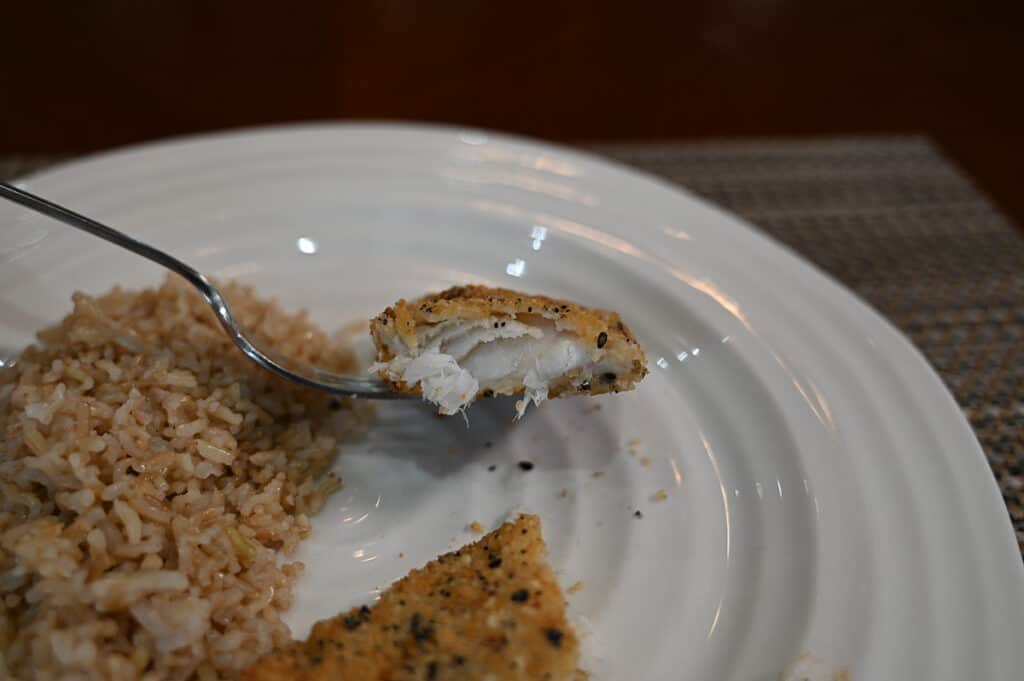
2 1 1022 225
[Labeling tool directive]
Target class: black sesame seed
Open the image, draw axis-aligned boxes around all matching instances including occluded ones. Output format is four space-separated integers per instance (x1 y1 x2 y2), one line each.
517 461 534 471
527 306 533 312
597 331 608 349
579 381 591 391
487 464 497 472
482 389 494 398
489 557 503 568
343 606 369 630
410 613 434 642
603 372 617 382
510 589 529 602
493 322 499 329
634 510 643 519
545 628 564 647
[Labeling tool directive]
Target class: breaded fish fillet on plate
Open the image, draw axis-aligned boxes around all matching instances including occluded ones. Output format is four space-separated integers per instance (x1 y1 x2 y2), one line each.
240 514 581 681
370 285 647 417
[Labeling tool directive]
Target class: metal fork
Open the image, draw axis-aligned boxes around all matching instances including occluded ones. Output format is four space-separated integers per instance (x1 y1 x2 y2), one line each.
0 181 401 399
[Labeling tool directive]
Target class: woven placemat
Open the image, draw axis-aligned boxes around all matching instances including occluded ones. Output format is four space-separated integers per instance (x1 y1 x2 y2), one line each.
5 138 1023 551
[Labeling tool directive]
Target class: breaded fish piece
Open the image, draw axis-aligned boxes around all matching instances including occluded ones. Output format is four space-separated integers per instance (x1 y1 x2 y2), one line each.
240 514 580 681
370 285 647 417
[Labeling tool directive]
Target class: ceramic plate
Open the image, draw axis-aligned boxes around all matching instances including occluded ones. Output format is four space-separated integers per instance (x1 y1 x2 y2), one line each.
2 125 1022 681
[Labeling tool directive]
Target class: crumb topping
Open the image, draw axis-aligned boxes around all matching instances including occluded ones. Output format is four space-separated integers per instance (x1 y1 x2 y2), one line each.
241 515 580 681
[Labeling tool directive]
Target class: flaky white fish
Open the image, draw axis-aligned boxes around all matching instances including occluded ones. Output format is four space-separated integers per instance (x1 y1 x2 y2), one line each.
370 285 648 417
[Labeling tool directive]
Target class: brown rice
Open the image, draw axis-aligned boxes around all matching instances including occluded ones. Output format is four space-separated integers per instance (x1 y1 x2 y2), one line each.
0 276 365 680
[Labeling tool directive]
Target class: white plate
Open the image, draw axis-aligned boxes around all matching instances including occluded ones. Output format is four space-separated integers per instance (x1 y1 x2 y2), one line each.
3 124 1023 681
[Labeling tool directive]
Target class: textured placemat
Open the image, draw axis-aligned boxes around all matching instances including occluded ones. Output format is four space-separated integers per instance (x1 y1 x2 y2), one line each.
5 138 1023 551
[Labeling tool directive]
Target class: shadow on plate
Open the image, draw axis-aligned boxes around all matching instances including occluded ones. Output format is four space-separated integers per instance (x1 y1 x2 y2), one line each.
352 393 619 478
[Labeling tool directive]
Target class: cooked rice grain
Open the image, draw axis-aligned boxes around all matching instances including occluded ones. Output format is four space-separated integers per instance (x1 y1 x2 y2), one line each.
0 276 365 681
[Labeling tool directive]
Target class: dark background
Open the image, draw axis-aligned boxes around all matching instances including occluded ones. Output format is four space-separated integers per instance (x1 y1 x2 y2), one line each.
3 1 1022 224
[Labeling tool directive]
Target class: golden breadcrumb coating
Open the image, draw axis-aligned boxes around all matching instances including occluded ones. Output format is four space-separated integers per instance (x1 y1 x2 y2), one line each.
370 285 647 407
241 514 580 681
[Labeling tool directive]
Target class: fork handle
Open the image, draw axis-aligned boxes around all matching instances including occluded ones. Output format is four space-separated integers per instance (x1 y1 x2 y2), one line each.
0 181 210 292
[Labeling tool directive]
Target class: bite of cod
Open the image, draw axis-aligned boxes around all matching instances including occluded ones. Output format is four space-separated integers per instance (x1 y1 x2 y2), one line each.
371 285 648 417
